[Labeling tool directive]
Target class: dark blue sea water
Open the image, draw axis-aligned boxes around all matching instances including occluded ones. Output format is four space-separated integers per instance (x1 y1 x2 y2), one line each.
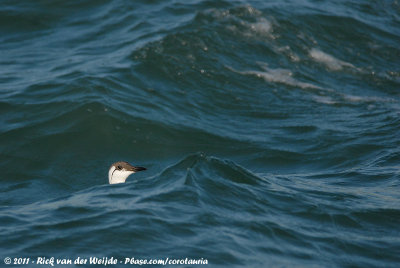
1 0 399 267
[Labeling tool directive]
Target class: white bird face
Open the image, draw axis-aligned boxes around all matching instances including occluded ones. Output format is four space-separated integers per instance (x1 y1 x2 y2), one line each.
108 161 146 184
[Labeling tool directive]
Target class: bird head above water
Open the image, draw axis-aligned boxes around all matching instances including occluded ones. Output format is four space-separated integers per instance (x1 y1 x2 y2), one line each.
108 161 146 184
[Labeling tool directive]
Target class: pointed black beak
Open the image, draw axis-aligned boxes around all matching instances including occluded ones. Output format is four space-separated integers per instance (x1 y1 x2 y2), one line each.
132 166 146 172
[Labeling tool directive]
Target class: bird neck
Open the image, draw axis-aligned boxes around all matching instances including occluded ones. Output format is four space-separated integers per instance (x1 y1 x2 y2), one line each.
108 166 133 184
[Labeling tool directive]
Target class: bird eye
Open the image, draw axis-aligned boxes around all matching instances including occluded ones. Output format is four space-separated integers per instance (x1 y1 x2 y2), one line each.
117 165 122 170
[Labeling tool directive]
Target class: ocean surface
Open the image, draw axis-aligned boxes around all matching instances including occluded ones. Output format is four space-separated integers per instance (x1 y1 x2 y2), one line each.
1 0 399 267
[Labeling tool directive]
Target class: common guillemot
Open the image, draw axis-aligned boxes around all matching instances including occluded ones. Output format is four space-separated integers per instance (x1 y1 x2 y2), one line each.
108 161 146 184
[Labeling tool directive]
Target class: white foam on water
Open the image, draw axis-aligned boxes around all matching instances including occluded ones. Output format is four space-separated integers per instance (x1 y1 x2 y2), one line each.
208 6 274 39
249 18 273 35
230 63 322 90
341 93 395 104
312 95 337 105
309 48 356 71
277 46 300 62
229 63 397 107
313 92 396 106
